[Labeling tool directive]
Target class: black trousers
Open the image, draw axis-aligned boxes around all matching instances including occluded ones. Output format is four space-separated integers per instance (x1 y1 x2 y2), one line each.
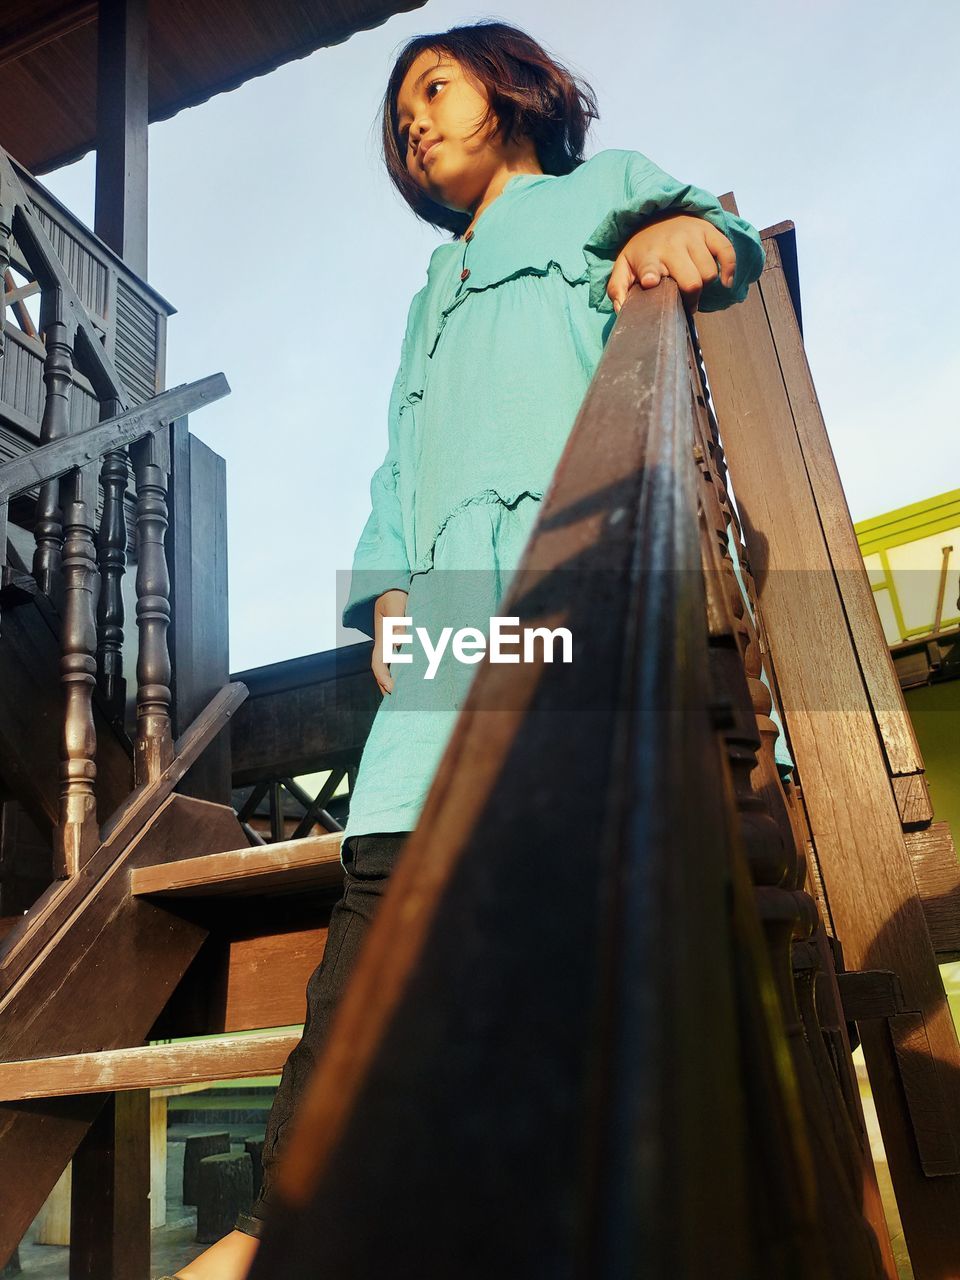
237 830 411 1237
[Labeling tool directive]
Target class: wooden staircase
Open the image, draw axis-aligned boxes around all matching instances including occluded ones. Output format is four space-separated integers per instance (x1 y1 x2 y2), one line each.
1 140 959 1279
238 234 959 1277
0 138 334 1263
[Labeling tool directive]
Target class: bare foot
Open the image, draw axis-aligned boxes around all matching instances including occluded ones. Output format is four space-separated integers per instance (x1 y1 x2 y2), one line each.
172 1229 259 1279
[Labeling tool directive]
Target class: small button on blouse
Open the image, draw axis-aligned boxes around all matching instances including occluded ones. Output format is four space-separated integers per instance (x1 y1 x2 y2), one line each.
460 268 470 281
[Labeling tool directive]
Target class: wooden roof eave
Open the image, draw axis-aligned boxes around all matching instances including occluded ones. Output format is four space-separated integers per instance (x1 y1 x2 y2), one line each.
0 0 430 175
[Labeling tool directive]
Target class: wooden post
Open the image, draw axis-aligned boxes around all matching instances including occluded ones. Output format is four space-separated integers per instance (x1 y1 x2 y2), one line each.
70 1091 151 1280
695 222 960 1279
95 0 149 278
149 1094 167 1229
167 419 231 802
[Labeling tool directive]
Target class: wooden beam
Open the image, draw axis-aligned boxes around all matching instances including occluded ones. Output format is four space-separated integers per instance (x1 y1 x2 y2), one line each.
0 1033 299 1101
758 223 930 815
130 832 344 899
95 0 149 277
0 2 97 71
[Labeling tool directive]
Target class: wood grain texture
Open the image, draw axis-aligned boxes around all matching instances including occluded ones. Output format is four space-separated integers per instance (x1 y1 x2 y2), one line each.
696 246 960 1278
130 831 344 898
888 1012 960 1176
894 774 934 829
753 245 928 795
905 823 960 959
0 1033 299 1101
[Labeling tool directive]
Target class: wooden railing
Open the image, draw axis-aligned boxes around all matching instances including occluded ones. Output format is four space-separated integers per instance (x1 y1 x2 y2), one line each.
0 140 230 877
229 646 382 842
0 379 229 875
250 281 891 1278
0 151 172 443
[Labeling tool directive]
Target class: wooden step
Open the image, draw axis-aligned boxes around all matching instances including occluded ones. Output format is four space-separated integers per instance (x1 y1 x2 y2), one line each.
0 1032 299 1101
130 832 345 899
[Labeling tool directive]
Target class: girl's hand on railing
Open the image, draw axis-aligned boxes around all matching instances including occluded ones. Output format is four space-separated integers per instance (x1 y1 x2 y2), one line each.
373 588 410 695
607 214 736 315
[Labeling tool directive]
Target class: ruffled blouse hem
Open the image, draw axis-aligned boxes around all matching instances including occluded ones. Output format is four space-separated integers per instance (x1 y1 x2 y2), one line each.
411 486 544 575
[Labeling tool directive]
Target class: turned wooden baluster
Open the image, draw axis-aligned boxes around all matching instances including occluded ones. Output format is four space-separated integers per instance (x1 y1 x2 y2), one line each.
0 500 8 608
131 432 173 784
0 200 11 359
96 394 128 719
32 295 75 593
57 458 101 875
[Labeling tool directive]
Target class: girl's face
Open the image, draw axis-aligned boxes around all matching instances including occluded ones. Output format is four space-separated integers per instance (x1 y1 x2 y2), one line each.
395 50 512 215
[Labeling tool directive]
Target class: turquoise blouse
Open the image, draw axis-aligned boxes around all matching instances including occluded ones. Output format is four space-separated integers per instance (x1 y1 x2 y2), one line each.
340 149 780 845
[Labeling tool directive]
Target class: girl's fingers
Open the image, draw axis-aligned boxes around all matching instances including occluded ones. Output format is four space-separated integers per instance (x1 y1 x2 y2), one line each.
609 218 737 315
371 628 394 695
608 252 667 313
372 656 394 695
663 248 704 311
689 238 721 289
606 254 636 313
702 224 737 288
637 261 666 289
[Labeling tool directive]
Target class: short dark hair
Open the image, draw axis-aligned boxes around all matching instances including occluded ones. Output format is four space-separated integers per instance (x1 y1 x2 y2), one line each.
381 20 598 238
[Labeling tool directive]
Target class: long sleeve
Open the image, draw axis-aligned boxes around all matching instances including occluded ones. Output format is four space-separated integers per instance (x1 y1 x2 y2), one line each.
341 356 412 639
581 150 765 314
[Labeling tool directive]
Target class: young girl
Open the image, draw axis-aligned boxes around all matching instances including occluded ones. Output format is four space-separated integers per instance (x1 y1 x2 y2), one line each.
170 19 763 1280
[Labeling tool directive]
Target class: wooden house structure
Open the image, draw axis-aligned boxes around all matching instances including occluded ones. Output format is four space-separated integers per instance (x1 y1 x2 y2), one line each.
0 2 958 1277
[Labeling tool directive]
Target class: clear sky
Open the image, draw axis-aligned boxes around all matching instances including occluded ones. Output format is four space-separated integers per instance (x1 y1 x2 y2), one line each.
42 0 960 671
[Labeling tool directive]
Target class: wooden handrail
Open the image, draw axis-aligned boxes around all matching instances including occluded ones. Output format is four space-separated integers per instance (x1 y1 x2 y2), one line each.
0 374 228 502
247 281 852 1277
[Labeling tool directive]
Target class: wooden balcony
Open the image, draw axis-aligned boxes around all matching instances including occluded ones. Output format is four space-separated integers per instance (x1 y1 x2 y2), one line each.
1 153 174 469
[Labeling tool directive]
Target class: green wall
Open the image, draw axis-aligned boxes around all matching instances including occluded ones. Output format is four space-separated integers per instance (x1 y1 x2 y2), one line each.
904 679 960 847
